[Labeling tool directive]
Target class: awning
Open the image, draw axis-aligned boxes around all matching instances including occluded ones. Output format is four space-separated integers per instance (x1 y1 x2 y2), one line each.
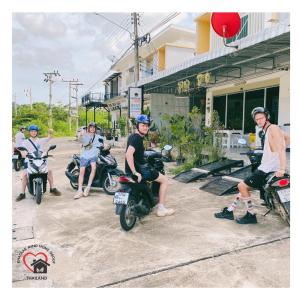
103 71 121 83
138 24 290 93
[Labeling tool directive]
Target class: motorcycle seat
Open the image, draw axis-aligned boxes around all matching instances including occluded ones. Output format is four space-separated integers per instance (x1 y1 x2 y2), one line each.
144 151 162 159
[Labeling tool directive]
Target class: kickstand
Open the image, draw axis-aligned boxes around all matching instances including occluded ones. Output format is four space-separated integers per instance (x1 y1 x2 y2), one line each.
138 217 145 225
263 209 272 217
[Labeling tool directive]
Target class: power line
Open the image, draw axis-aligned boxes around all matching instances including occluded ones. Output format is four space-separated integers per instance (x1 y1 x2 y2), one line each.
94 13 132 35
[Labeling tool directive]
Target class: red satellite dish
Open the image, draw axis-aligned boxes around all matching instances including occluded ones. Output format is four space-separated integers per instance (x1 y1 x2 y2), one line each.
211 13 241 38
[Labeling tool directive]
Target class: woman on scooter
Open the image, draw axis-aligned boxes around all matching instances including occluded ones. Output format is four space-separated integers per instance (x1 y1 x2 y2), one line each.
74 122 104 199
214 107 289 224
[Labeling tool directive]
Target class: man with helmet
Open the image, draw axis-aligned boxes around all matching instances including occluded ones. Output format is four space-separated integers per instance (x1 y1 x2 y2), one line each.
15 126 26 147
74 122 104 199
125 114 175 217
215 107 289 224
15 125 61 201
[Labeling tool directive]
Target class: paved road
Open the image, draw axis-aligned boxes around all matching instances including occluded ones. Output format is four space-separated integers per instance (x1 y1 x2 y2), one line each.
12 137 290 287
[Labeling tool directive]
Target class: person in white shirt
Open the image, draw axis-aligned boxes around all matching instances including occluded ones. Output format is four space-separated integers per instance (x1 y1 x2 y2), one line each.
215 107 289 224
15 126 26 148
15 125 61 201
74 122 104 199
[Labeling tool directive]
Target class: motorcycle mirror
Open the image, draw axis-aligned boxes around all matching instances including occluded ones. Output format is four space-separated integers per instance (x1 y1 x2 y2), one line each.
163 145 172 151
48 145 56 151
17 147 27 151
237 138 247 145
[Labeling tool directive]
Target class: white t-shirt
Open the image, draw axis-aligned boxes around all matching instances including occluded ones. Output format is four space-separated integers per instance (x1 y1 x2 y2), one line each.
22 137 51 153
15 132 26 148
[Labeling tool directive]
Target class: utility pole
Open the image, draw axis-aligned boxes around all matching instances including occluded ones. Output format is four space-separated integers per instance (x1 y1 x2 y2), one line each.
43 70 61 128
13 93 17 116
72 82 84 131
24 88 32 109
62 79 83 131
132 12 140 86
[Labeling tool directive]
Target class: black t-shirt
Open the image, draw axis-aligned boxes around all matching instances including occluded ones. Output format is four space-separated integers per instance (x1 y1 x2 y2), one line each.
125 133 146 174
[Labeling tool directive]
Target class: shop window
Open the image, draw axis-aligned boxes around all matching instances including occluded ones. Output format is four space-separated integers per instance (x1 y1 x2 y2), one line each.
213 95 226 126
227 93 243 130
244 89 265 133
266 86 279 124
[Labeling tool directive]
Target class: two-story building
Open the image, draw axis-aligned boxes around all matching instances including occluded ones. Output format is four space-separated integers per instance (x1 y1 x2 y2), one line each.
102 24 196 127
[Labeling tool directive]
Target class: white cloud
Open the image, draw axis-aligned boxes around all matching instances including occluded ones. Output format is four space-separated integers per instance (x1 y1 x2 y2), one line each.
12 12 195 105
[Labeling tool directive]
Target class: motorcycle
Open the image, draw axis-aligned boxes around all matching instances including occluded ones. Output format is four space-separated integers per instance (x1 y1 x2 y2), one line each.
18 145 56 204
113 149 165 231
238 138 290 225
161 144 173 162
65 145 124 195
12 147 25 171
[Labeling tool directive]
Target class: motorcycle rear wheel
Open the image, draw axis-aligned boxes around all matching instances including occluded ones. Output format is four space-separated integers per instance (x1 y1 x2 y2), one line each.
120 197 137 231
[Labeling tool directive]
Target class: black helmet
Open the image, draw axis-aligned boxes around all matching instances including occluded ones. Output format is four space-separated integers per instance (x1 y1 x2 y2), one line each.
88 122 96 127
251 107 270 121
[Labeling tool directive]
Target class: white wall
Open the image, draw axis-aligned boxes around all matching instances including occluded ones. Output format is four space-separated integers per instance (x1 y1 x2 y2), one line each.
278 71 290 125
165 46 195 69
150 93 190 129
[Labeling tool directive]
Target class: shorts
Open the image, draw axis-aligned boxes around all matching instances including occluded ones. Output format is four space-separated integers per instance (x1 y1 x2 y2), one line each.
139 165 159 182
80 156 97 168
244 169 270 189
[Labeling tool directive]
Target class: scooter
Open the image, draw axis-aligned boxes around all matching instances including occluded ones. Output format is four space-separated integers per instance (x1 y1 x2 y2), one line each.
12 147 25 171
161 144 173 162
65 145 124 195
238 138 290 225
113 149 165 231
18 145 56 204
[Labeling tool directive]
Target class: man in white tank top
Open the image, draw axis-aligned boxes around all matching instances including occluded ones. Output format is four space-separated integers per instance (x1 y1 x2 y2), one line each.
215 107 289 224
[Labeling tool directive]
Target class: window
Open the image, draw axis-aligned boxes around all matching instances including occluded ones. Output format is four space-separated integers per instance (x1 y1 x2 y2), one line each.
227 93 243 130
213 95 226 126
266 86 279 124
244 89 264 133
226 15 248 44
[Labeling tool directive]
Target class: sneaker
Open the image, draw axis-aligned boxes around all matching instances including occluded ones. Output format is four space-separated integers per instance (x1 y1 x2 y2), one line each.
16 193 26 202
156 206 175 217
236 212 257 224
214 207 234 220
83 187 90 197
50 188 61 196
74 191 83 199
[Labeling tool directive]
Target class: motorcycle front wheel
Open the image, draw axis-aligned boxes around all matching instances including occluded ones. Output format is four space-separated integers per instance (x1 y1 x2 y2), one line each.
13 159 21 171
120 196 137 231
103 173 121 195
70 169 79 190
35 183 42 205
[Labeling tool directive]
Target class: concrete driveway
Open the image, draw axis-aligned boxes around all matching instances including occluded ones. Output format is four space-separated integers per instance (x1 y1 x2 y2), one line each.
12 137 290 288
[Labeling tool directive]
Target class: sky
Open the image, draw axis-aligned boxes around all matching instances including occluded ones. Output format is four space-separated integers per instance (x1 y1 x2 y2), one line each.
12 12 198 106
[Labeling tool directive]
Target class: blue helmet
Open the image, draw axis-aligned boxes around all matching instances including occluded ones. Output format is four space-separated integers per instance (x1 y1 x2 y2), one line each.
28 124 39 132
135 114 151 125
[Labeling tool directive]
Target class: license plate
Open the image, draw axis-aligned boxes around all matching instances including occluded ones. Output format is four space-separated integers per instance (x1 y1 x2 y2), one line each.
113 192 129 205
12 155 19 159
277 188 290 203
